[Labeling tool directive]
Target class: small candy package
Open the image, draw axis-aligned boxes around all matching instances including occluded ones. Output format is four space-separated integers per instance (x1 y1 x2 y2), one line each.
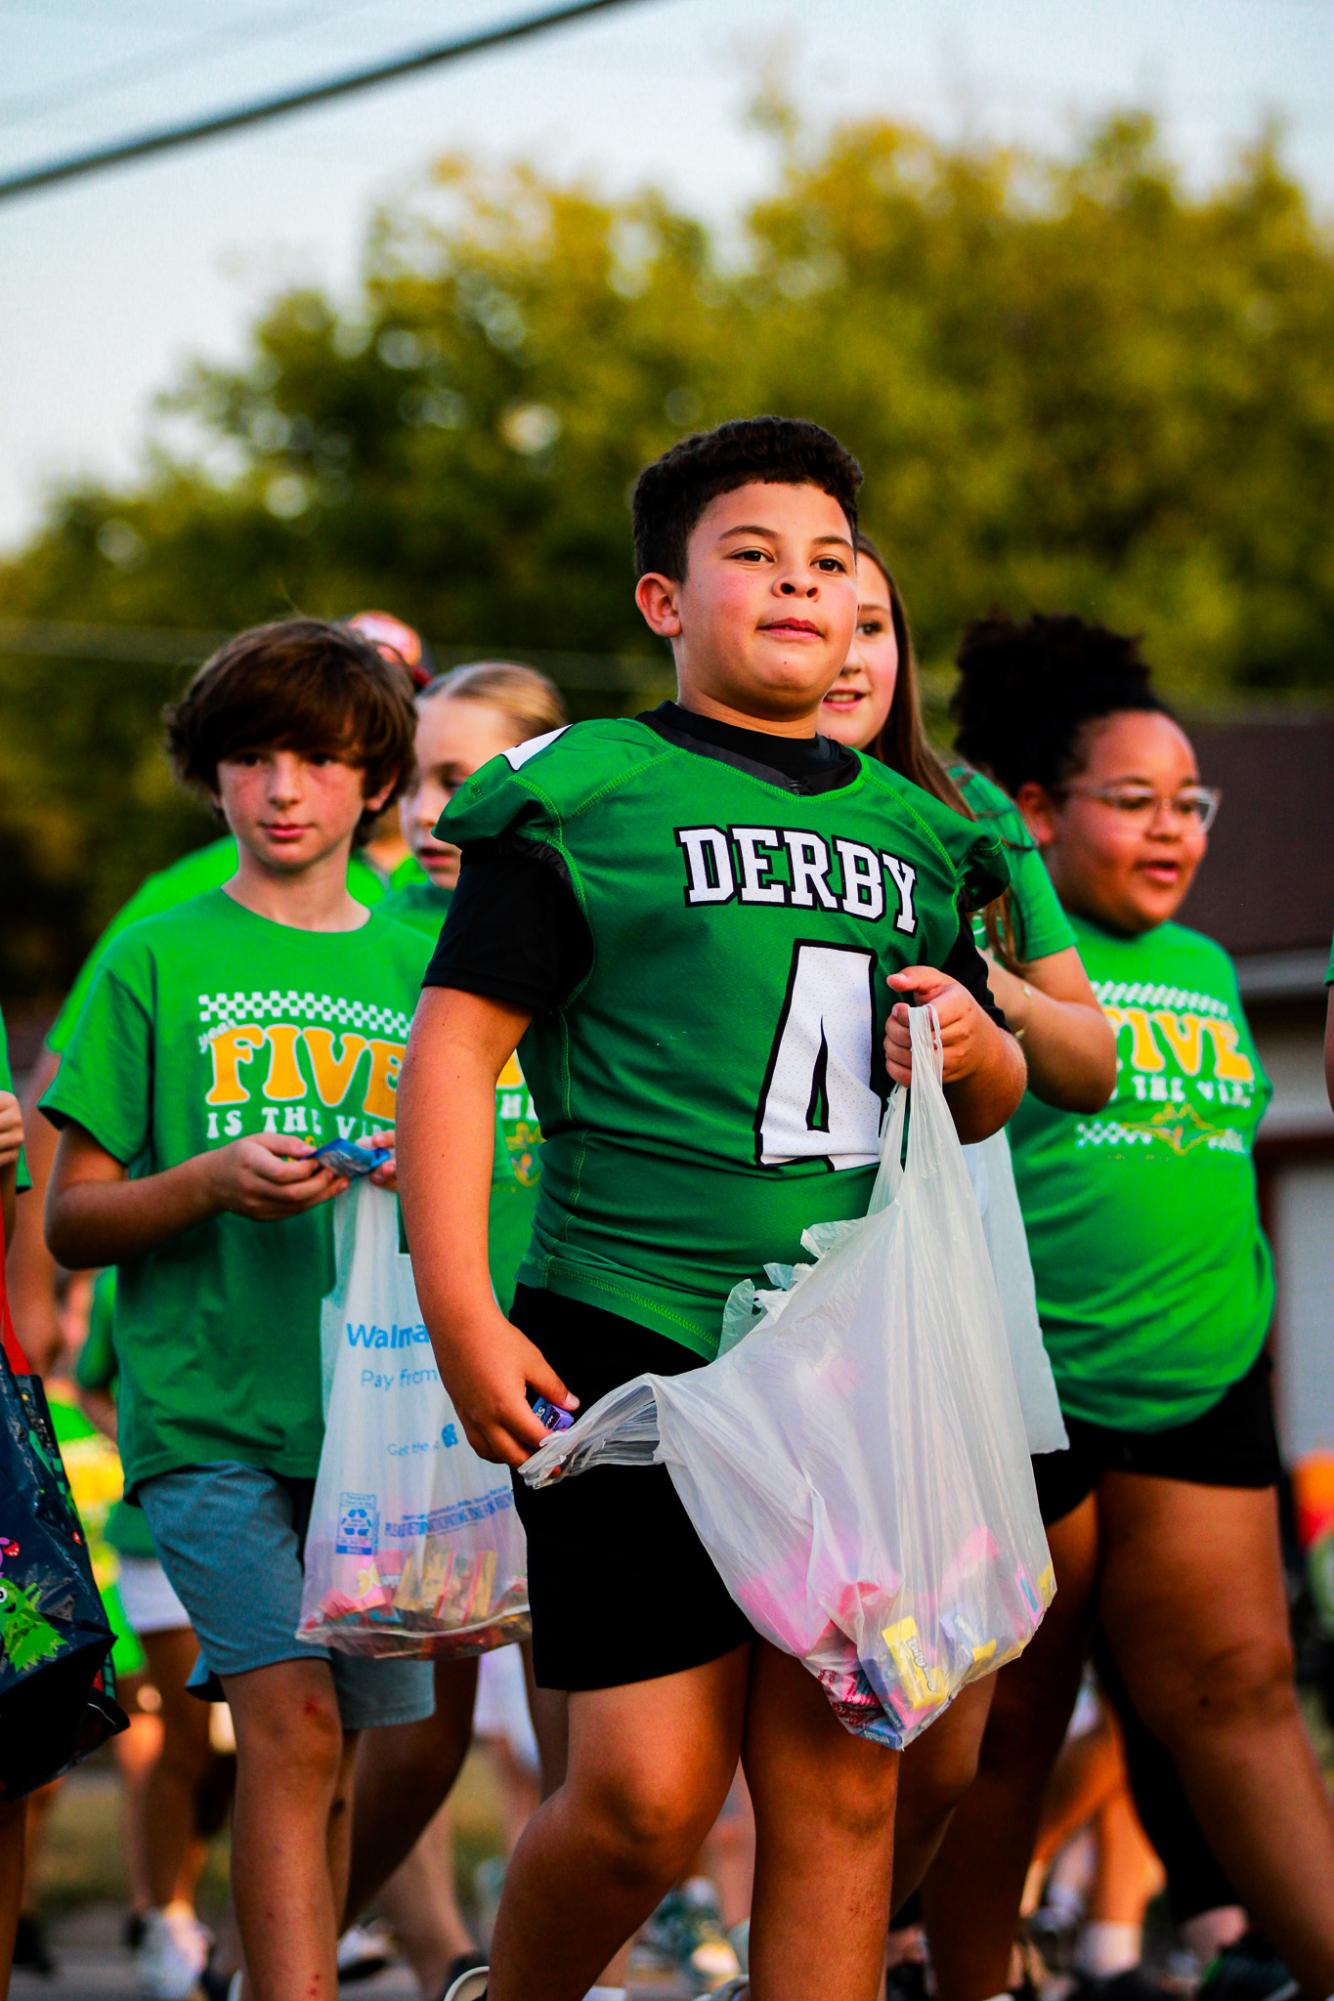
522 1007 1053 1747
298 1182 529 1661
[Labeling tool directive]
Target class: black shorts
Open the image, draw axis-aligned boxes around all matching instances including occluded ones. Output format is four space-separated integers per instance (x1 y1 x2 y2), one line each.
1034 1349 1281 1527
510 1285 753 1691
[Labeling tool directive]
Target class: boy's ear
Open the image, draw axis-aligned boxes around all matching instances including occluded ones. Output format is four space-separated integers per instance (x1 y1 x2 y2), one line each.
1015 780 1059 849
635 572 683 639
362 777 397 817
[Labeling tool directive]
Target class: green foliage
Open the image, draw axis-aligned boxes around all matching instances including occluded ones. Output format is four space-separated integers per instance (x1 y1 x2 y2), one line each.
2 110 1331 1004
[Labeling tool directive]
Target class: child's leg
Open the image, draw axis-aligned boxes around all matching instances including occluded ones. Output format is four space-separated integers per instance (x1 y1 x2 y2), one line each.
890 1676 996 1916
140 1626 214 1909
109 1675 162 1918
743 1641 900 2001
1097 1472 1334 1995
1076 1778 1162 1977
223 1655 347 2001
0 1797 24 1989
374 1806 480 1997
488 1644 751 2001
923 1494 1100 2001
343 1655 478 1922
326 1729 359 1940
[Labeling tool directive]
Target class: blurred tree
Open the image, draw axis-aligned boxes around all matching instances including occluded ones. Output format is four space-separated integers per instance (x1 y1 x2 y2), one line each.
2 111 1332 1004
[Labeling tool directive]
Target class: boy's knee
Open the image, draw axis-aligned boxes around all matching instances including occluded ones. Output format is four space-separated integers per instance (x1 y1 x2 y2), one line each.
234 1678 343 1776
579 1768 717 1888
158 1730 213 1788
813 1754 899 1847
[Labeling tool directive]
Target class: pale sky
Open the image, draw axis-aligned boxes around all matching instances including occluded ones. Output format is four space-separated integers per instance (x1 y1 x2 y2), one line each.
1 0 1329 552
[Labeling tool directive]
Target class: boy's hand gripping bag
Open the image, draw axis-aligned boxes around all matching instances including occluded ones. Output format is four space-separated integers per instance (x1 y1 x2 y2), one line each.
0 1237 127 1801
298 1181 529 1660
522 1007 1054 1747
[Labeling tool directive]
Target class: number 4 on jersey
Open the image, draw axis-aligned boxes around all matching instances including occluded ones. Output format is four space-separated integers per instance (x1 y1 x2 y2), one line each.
756 943 883 1169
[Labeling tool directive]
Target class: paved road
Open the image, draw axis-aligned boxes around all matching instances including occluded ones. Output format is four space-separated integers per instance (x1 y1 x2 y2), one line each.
8 1904 697 1999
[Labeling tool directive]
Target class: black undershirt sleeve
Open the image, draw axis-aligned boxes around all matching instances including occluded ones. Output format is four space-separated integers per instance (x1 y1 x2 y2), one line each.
942 919 1009 1030
422 843 591 1014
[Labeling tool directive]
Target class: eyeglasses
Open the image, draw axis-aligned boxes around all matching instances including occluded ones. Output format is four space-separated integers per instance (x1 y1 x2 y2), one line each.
1057 783 1221 833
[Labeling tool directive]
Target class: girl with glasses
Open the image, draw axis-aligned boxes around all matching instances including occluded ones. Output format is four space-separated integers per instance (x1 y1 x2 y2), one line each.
916 612 1334 2001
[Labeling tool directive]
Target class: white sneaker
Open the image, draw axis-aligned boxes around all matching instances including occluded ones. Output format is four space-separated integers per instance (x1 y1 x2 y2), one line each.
336 1921 394 1979
442 1969 490 2001
139 1905 209 2000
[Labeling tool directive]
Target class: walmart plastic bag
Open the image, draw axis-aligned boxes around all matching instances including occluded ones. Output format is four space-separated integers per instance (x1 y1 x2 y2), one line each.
964 1132 1067 1456
521 1007 1052 1746
298 1182 529 1660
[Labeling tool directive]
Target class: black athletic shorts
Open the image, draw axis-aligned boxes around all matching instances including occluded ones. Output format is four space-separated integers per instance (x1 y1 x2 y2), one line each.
1034 1349 1281 1528
510 1285 753 1691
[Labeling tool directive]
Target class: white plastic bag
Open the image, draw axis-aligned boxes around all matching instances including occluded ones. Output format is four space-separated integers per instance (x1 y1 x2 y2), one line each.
964 1132 1068 1456
522 1007 1052 1746
298 1181 529 1659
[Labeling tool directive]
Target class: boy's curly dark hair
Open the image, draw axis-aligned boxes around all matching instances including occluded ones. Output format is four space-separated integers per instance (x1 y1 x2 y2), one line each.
632 416 862 581
165 616 417 842
951 611 1172 798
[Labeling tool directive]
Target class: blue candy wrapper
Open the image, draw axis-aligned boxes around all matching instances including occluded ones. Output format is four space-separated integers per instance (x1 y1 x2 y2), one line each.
312 1139 391 1178
531 1395 575 1434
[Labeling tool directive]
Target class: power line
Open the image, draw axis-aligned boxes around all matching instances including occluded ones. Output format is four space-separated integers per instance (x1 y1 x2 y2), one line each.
0 0 388 127
0 0 660 205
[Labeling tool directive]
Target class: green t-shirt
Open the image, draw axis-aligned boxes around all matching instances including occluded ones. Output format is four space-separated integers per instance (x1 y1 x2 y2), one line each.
443 718 1008 1355
951 766 1077 965
1326 931 1334 984
0 1006 30 1193
1010 914 1274 1431
42 890 427 1492
380 881 449 942
46 837 388 1055
380 878 539 1312
73 1270 157 1561
388 853 428 891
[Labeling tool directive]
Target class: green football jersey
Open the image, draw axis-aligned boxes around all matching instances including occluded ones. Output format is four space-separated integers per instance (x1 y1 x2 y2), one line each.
443 718 1008 1354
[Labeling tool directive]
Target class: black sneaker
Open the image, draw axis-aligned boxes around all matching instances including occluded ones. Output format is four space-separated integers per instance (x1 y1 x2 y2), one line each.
1197 1932 1298 2001
1069 1968 1178 2001
199 1956 235 2001
886 1959 932 2001
1026 1903 1080 1977
12 1912 57 1976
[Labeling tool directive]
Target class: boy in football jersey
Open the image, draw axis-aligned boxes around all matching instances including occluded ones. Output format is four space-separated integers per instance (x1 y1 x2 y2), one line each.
42 619 436 2001
399 419 1026 2001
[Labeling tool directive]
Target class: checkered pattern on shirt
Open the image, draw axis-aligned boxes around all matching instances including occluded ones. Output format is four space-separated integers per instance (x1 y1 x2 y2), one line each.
196 991 413 1040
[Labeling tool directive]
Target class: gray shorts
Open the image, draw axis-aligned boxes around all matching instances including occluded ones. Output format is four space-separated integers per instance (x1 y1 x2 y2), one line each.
139 1461 434 1733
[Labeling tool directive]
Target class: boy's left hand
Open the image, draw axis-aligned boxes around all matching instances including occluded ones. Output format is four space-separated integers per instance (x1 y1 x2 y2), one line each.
884 966 993 1087
0 1091 24 1172
366 1130 396 1191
